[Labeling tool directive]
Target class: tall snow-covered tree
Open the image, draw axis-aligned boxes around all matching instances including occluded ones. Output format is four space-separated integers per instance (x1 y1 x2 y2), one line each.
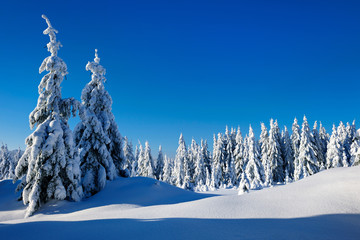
81 49 124 177
122 136 134 177
193 146 207 190
281 126 294 181
161 155 173 183
0 144 14 180
73 50 118 197
291 118 301 177
224 127 236 187
295 116 319 181
238 172 250 195
184 139 197 189
350 129 360 166
211 134 223 189
244 126 264 189
154 145 164 180
131 145 139 177
337 122 350 166
326 125 343 168
318 122 329 167
234 127 245 185
14 15 83 217
138 141 154 178
268 119 284 183
200 139 211 176
259 123 272 186
174 134 187 187
312 121 325 169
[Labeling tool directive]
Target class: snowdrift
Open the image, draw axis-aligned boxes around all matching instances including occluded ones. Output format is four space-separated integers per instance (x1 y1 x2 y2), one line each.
1 167 360 240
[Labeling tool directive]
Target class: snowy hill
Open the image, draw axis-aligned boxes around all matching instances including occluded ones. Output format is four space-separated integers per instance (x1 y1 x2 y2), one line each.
1 167 360 240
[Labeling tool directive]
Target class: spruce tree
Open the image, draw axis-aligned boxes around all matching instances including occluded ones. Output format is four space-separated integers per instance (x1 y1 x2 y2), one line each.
174 134 187 187
350 129 360 166
291 118 301 177
200 139 211 176
244 126 264 189
131 145 139 177
154 145 164 180
0 144 14 180
211 134 223 189
194 147 207 190
326 125 343 168
238 172 250 195
14 15 83 217
234 127 245 185
295 116 319 180
312 121 326 169
268 119 284 183
122 136 134 177
161 155 172 183
259 123 272 186
281 126 294 180
138 141 154 178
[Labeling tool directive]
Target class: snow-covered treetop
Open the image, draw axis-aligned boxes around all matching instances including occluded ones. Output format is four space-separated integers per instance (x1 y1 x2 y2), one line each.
42 15 61 57
86 49 106 84
30 15 69 128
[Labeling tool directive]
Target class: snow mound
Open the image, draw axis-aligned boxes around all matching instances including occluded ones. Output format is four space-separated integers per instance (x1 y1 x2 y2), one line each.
1 167 360 240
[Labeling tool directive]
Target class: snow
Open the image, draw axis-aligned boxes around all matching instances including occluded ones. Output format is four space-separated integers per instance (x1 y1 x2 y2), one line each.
1 166 360 239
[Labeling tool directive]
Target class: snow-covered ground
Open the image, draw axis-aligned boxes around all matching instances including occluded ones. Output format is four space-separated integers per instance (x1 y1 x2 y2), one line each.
1 166 360 240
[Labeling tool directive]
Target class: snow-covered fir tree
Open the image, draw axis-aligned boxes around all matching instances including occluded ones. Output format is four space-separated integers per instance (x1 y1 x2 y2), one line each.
326 125 343 168
138 141 154 178
154 145 164 180
81 49 125 177
312 121 326 169
224 127 236 187
161 155 173 183
350 129 360 166
131 145 139 177
193 146 207 190
281 126 294 181
244 126 264 189
259 123 272 186
0 144 14 180
184 139 197 189
211 134 223 189
295 116 319 181
200 139 211 176
268 119 284 183
318 122 329 168
14 15 83 217
122 136 134 177
337 122 350 166
73 50 119 197
291 118 301 177
238 172 250 195
174 134 187 188
234 127 245 185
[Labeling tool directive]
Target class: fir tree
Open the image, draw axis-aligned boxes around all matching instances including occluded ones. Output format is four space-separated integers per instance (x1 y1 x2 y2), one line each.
131 145 139 177
82 49 124 177
138 141 154 178
154 145 164 180
326 125 343 168
244 126 264 189
281 126 294 180
122 136 134 177
0 144 14 180
350 129 360 166
295 116 319 181
259 123 272 186
200 139 211 176
174 134 187 187
312 121 326 169
268 119 284 183
211 134 223 189
234 127 245 185
238 172 250 195
14 15 83 217
194 146 207 190
161 155 172 183
291 118 301 177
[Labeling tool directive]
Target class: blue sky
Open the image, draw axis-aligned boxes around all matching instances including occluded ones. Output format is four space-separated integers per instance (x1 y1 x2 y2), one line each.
0 0 360 157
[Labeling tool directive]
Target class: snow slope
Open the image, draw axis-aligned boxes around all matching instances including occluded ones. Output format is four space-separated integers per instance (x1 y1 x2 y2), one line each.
1 167 360 240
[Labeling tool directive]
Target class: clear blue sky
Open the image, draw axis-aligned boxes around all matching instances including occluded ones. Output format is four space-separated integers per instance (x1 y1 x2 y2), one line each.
1 0 360 157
